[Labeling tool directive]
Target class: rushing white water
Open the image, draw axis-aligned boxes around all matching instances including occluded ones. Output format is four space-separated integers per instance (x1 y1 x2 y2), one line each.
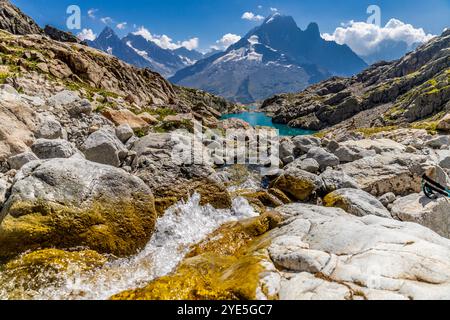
0 194 257 300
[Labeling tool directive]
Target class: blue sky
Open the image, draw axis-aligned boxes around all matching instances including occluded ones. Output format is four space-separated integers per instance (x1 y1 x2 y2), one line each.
11 0 450 52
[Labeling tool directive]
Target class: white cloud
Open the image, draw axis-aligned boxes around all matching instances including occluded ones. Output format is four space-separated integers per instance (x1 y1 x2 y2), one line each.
242 12 264 22
258 5 263 9
100 17 113 25
214 33 242 50
133 26 199 50
77 28 97 41
270 7 278 12
322 19 435 57
116 22 127 30
87 9 98 19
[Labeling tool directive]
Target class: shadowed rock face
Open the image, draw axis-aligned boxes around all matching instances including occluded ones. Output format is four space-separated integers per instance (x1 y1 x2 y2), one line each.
0 0 42 35
262 30 450 131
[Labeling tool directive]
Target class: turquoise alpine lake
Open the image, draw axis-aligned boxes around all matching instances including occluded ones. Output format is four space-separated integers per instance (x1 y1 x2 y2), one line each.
220 111 315 136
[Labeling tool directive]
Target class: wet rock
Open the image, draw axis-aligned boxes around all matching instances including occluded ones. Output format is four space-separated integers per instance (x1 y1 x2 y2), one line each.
31 139 79 159
391 193 450 239
324 188 392 218
81 128 127 167
7 152 38 170
0 157 157 259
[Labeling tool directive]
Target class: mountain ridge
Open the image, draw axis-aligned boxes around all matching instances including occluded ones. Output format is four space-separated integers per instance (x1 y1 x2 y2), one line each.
170 14 367 103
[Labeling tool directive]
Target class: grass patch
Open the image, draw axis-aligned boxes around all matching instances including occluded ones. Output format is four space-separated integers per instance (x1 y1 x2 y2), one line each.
355 126 399 137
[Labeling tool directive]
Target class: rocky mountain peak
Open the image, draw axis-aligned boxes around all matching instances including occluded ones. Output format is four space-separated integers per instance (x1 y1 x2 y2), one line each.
0 0 42 35
305 22 320 37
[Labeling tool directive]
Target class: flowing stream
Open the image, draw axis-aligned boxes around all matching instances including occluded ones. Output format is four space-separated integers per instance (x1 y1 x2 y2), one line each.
0 194 258 300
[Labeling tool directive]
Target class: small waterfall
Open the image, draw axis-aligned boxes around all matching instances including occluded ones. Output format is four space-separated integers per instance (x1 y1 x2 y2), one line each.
0 194 257 300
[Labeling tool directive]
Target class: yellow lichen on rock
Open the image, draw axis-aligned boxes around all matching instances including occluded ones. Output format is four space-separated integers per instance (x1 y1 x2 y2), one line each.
111 212 282 300
323 192 347 210
0 249 106 299
271 175 317 201
0 196 156 261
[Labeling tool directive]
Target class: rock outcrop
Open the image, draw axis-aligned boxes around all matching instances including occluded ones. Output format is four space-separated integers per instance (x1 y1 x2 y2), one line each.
0 0 42 35
0 158 157 260
262 30 450 132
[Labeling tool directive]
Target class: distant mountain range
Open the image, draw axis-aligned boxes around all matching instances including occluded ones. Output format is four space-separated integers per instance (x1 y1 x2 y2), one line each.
87 14 368 103
170 14 368 103
87 27 208 78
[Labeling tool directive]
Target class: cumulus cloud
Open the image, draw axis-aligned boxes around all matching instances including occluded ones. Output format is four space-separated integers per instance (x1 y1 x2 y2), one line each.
322 19 435 57
242 12 264 22
77 28 96 41
270 8 278 12
133 26 199 50
116 22 127 30
100 17 113 25
213 33 242 50
87 8 98 19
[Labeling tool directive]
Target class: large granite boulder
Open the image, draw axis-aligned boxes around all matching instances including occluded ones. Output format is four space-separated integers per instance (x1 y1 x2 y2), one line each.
270 166 324 201
324 188 392 218
391 193 450 239
0 158 157 260
132 133 231 213
339 153 433 196
272 204 450 300
81 128 128 167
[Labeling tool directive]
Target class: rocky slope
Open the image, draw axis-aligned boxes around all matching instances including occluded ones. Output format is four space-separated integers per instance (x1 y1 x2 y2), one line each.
261 29 450 131
171 14 367 103
0 0 42 35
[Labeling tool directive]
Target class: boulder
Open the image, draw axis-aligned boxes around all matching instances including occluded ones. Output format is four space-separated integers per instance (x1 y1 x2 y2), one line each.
319 169 359 193
436 150 450 170
36 115 65 140
437 114 450 132
333 145 376 163
391 194 450 239
132 133 232 213
0 158 157 260
115 124 134 143
272 203 450 300
378 192 396 207
305 147 339 171
7 152 38 170
102 109 150 132
426 135 450 149
68 99 92 117
81 128 128 167
324 188 392 218
0 85 37 161
292 136 321 156
339 153 432 196
340 139 406 154
270 166 324 201
279 138 295 165
0 177 8 207
285 158 320 174
31 139 79 159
